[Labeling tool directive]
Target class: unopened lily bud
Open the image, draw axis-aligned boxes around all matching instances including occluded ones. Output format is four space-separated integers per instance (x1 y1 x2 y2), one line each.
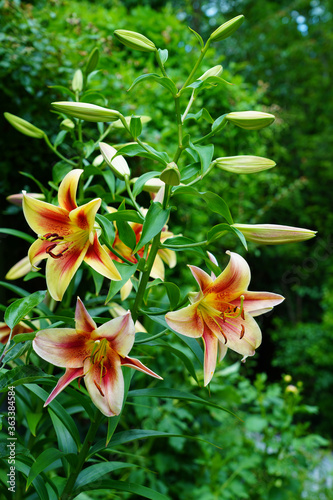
99 142 130 179
160 162 181 186
7 192 44 206
72 69 83 92
85 47 99 75
215 155 276 174
226 111 275 130
283 374 292 383
6 256 32 280
198 65 223 81
60 118 75 131
210 15 245 42
52 102 120 122
113 29 156 52
130 116 142 139
92 154 104 167
232 224 317 244
4 112 45 139
142 177 165 193
285 385 298 394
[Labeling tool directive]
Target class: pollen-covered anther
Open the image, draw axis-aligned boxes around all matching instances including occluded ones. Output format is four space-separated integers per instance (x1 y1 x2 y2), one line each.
240 324 245 339
46 244 68 259
94 380 105 397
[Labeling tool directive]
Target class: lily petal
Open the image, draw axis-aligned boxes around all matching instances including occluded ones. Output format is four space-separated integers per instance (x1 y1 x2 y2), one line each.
46 238 90 301
84 232 122 281
44 367 84 406
150 253 165 280
215 314 262 357
58 169 82 211
28 239 52 270
232 291 285 316
158 247 176 269
205 251 251 302
202 326 218 386
75 297 97 334
23 193 70 235
69 198 101 233
33 328 90 367
189 265 213 292
96 312 135 357
165 303 204 338
121 356 163 379
84 355 124 417
218 341 228 362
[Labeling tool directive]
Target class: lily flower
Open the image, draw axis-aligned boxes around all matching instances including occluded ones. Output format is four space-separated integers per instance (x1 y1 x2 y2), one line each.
165 251 284 386
33 297 162 417
22 169 121 301
106 207 176 300
0 321 34 344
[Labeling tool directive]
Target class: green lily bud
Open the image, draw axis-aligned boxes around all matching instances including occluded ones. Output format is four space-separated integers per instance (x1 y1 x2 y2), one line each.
160 162 181 186
99 142 130 179
7 192 44 207
85 47 99 75
72 69 83 92
52 102 120 122
113 29 156 52
210 15 245 42
215 155 276 174
232 224 317 244
4 112 45 139
60 118 75 131
198 65 223 81
226 111 275 130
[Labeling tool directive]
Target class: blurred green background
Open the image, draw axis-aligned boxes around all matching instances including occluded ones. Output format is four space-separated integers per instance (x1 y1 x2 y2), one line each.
1 0 332 498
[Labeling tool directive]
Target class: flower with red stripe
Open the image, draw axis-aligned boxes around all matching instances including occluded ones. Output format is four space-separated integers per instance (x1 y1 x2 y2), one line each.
165 251 284 386
33 297 162 417
23 169 121 301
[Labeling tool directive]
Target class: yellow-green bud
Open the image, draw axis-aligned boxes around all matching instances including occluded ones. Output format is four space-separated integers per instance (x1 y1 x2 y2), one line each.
60 118 75 131
232 224 317 244
198 65 223 81
5 256 32 281
210 15 245 42
215 155 276 174
160 162 181 186
285 385 298 394
72 69 83 92
226 111 275 130
52 102 120 122
85 47 99 75
283 374 292 383
99 142 130 179
4 112 45 139
114 29 156 52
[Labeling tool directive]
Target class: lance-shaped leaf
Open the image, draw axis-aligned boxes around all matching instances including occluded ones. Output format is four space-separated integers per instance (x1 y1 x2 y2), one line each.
134 202 170 253
128 73 178 96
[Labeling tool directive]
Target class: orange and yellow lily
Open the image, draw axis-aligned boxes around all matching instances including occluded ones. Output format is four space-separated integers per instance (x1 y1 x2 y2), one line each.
22 169 121 301
165 251 284 386
33 297 162 417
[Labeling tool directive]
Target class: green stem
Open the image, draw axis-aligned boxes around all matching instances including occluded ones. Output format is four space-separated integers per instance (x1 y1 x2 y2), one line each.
180 40 211 92
135 329 168 344
181 89 195 123
124 175 142 212
44 136 76 166
161 240 207 249
60 412 104 500
131 233 161 323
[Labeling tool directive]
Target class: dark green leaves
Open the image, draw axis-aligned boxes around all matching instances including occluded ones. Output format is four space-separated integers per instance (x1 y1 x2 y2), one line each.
4 290 47 330
173 186 233 224
128 73 178 96
134 202 170 253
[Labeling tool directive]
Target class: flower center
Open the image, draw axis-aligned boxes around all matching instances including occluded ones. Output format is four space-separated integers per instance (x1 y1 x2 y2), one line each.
41 233 69 259
199 295 246 343
89 338 109 397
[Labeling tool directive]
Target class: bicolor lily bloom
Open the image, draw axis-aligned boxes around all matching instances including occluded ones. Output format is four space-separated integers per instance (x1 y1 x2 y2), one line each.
165 251 284 386
22 169 121 301
106 207 176 300
33 297 162 417
0 321 34 344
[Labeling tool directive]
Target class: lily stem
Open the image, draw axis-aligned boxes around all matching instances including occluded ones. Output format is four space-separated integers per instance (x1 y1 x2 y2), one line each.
44 136 76 166
60 412 104 500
